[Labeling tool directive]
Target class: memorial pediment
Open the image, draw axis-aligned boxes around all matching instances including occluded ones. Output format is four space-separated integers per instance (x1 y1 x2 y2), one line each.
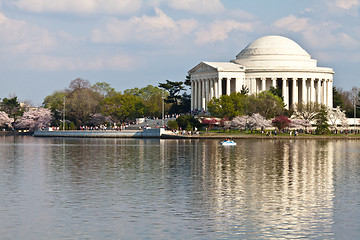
189 62 244 74
189 62 218 74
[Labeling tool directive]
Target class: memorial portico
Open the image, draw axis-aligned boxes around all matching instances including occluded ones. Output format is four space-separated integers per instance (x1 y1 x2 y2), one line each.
189 36 334 111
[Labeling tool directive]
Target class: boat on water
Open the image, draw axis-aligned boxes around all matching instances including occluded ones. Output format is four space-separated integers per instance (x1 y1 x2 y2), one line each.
220 139 237 146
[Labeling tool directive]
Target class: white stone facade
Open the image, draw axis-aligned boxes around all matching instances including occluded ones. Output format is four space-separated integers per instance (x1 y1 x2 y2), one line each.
189 36 334 111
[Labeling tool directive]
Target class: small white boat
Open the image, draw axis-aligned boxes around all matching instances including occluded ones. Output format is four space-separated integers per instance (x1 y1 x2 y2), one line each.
220 140 237 146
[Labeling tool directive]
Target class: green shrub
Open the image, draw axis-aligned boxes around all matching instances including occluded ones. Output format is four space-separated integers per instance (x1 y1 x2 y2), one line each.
69 122 76 130
176 115 201 130
167 120 178 130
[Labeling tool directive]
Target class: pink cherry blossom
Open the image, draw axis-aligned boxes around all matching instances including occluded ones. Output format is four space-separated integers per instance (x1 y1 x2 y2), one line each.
15 108 52 130
0 111 13 128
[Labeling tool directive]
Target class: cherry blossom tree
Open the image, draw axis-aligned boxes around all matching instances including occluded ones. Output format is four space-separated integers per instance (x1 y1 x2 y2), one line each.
0 111 13 128
231 115 248 129
272 115 291 130
289 118 312 129
201 117 221 130
231 113 272 130
223 120 231 130
327 106 348 130
250 113 273 129
293 102 323 122
15 108 52 130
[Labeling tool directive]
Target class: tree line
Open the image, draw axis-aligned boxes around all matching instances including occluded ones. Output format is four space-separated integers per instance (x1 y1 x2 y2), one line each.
333 87 360 118
0 77 359 134
0 77 191 130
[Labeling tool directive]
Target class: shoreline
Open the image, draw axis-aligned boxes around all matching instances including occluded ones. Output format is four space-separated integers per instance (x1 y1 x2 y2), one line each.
1 130 360 140
162 133 360 140
0 131 33 136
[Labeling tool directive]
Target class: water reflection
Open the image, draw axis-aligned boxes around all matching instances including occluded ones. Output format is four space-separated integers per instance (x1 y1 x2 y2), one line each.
152 139 338 239
0 137 359 239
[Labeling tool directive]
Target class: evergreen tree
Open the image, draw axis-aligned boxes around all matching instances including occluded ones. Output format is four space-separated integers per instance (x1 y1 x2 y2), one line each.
175 115 201 130
269 86 282 99
333 87 344 108
0 97 23 121
240 85 249 95
314 105 329 135
158 80 184 105
159 79 189 114
184 75 191 87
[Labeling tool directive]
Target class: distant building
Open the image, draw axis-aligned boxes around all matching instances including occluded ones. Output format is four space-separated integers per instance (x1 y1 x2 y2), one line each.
189 35 334 110
20 102 37 112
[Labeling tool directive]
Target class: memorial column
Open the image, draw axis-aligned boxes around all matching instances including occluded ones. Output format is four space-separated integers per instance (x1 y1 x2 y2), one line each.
226 78 231 95
191 81 194 110
292 78 298 107
201 79 206 110
218 78 223 97
317 79 321 104
204 79 209 109
196 80 200 110
195 80 198 110
282 78 289 109
261 78 266 92
324 80 328 107
194 80 197 110
328 80 333 108
310 78 315 102
214 78 218 98
302 78 307 103
271 78 277 88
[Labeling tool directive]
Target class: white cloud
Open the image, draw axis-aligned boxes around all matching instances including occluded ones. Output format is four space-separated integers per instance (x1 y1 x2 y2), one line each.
0 12 139 71
228 9 256 20
194 20 254 44
326 0 359 15
0 12 127 72
91 8 198 44
273 15 360 50
168 0 224 14
273 15 310 32
91 7 256 46
334 0 359 10
0 12 56 54
13 0 142 14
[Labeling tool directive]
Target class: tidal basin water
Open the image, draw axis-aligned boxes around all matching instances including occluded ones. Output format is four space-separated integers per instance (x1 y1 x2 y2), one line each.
0 136 359 239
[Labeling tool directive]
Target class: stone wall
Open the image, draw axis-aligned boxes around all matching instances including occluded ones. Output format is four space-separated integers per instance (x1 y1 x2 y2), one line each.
33 128 167 138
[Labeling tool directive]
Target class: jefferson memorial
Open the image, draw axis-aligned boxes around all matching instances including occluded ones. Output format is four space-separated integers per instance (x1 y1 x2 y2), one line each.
189 35 334 110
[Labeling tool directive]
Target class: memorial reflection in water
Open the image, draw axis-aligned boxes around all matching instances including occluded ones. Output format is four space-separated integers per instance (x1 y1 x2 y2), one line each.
154 139 337 238
0 137 359 239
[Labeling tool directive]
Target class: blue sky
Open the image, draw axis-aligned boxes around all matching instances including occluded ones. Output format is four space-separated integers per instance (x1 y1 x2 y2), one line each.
0 0 359 105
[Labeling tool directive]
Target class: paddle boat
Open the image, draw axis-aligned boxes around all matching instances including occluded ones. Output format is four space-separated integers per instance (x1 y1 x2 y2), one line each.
220 139 237 146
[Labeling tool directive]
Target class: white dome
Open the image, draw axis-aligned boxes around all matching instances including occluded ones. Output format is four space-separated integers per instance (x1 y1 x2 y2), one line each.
232 35 317 68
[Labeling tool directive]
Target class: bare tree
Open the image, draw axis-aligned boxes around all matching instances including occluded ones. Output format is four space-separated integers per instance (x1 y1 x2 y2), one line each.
67 78 91 92
92 82 116 98
352 87 360 119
